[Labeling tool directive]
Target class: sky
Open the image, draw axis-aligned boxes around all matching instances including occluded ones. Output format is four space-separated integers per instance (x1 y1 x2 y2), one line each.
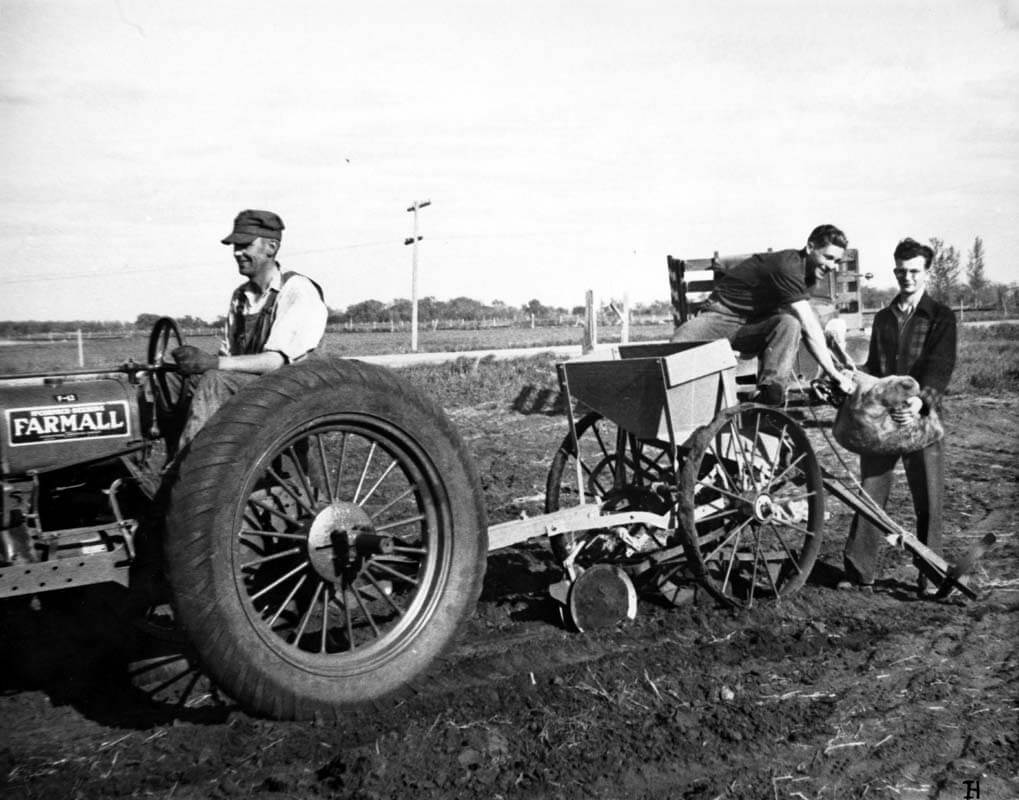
1 0 1018 322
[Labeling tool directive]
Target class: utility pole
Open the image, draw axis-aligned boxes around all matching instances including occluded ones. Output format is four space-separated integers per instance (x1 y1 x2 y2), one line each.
404 199 431 352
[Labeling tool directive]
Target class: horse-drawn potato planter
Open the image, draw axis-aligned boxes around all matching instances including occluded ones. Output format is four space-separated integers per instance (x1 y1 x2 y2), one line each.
0 322 986 720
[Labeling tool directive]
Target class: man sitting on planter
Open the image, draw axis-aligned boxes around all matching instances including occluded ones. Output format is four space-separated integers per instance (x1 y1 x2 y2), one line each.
671 224 855 405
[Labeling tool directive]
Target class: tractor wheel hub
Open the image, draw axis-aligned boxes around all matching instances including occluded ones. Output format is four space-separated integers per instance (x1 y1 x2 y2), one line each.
306 502 376 582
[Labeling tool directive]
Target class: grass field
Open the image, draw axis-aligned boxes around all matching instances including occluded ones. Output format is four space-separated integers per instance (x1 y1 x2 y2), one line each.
2 323 1017 399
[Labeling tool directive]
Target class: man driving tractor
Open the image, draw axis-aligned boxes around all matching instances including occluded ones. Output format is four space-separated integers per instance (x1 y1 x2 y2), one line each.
171 209 327 448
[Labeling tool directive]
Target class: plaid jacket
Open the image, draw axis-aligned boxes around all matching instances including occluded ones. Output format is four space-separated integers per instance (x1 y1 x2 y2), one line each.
864 292 957 412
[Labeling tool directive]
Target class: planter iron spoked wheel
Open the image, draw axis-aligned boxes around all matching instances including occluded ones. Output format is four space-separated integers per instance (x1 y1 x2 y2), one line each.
678 404 824 609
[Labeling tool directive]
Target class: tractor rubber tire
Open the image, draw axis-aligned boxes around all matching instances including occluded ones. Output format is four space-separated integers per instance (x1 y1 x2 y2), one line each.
163 357 487 720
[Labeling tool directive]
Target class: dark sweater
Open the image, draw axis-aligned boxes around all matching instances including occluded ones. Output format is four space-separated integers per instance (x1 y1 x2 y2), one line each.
864 292 957 412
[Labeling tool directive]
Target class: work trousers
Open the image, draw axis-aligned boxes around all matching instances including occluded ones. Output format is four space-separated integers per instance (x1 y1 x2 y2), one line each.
671 300 802 392
842 438 945 585
178 370 259 449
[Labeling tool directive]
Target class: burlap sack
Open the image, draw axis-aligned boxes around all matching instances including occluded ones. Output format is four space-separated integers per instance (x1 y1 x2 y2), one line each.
833 372 944 456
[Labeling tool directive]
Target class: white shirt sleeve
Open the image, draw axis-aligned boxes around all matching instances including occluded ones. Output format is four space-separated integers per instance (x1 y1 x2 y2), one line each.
262 276 328 362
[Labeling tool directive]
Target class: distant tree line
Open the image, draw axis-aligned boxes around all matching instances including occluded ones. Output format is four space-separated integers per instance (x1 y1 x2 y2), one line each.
336 297 533 325
331 296 674 326
0 319 136 337
925 236 1002 309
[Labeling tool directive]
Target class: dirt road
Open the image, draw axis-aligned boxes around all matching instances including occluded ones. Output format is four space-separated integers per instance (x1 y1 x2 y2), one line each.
1 394 1016 800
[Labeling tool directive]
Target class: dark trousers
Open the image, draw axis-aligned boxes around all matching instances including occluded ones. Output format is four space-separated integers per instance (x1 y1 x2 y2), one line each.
843 438 945 585
179 370 259 449
671 300 802 393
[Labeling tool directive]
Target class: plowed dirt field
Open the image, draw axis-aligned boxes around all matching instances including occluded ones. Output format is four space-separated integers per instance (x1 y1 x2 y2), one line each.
1 369 1016 800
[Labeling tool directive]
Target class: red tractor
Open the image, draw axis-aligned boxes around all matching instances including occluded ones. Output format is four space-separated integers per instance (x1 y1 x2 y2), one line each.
0 319 488 719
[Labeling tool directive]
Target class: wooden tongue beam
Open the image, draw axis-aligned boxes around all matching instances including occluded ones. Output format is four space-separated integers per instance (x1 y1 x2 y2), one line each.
820 469 989 600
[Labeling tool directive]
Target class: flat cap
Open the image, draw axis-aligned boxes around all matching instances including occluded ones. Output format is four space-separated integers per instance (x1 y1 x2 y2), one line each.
221 209 285 245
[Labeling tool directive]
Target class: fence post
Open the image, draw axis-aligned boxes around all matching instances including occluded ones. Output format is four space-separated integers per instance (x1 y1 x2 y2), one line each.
583 290 597 354
77 329 84 367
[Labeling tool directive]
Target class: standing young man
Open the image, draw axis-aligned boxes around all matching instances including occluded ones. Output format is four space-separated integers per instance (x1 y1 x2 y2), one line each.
171 209 328 448
840 238 957 595
671 224 855 404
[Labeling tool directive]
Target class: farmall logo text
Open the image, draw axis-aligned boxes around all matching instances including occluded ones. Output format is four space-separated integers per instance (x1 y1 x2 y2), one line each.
6 401 130 446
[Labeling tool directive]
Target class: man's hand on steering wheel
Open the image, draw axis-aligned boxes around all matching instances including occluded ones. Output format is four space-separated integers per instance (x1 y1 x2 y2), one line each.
172 345 220 376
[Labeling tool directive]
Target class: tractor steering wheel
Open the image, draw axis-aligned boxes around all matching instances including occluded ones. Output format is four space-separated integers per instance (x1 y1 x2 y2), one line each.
147 317 188 420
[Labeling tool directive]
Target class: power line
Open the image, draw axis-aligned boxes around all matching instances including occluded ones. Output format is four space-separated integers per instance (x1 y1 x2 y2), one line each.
7 239 398 285
10 225 628 286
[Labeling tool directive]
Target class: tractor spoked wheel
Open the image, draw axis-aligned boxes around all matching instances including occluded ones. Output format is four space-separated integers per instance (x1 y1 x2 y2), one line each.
164 358 487 720
678 404 824 609
126 604 228 713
